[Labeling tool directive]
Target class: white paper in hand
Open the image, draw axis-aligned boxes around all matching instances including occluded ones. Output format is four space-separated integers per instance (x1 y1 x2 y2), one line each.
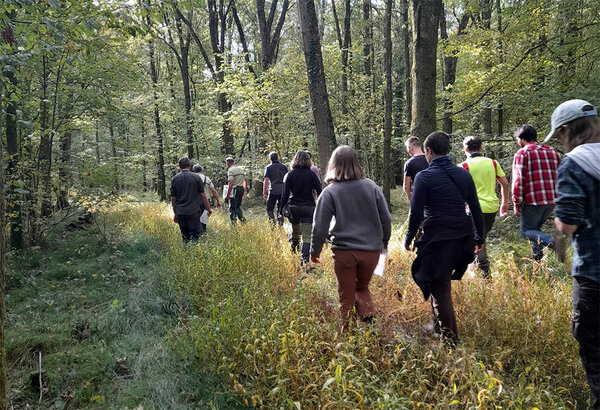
200 210 210 225
373 249 388 277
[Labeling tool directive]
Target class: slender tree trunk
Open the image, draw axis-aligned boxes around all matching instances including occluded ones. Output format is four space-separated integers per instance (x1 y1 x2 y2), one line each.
95 120 101 163
175 12 194 159
401 0 412 128
57 130 71 209
108 120 119 192
481 0 492 137
298 0 337 172
382 0 393 204
141 120 148 192
145 0 167 201
341 0 351 125
410 0 442 139
496 0 503 137
38 54 53 218
0 57 7 410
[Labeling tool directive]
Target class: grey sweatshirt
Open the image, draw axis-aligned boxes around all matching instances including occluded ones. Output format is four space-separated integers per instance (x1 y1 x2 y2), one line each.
310 178 392 256
567 142 600 180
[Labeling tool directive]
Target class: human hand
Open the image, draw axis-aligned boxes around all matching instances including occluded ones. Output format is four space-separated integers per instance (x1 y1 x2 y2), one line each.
216 203 221 209
263 194 268 202
513 207 521 217
500 203 509 216
311 255 321 264
474 243 484 255
207 209 212 216
404 242 412 251
242 191 246 199
173 215 178 224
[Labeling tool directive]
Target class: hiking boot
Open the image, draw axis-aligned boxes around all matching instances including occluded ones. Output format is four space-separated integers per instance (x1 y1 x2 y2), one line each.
552 235 566 263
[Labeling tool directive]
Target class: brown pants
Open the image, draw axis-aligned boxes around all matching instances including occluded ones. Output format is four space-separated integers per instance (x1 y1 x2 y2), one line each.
430 274 458 343
332 249 380 329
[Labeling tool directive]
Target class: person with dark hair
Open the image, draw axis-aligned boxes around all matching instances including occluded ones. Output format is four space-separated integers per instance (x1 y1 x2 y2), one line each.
403 136 429 201
263 151 289 226
512 124 564 261
460 136 509 277
171 156 212 242
547 99 600 409
225 157 247 224
404 132 485 344
311 146 391 332
279 150 322 263
192 164 221 234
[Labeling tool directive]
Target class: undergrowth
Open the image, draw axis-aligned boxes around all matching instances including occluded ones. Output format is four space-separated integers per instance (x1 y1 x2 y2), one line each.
6 190 587 408
110 194 587 409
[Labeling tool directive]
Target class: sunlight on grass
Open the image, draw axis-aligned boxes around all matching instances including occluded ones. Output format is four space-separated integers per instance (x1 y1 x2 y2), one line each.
108 199 586 409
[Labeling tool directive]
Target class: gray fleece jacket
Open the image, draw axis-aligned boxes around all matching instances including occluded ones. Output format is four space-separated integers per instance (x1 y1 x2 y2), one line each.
566 142 600 180
310 178 392 256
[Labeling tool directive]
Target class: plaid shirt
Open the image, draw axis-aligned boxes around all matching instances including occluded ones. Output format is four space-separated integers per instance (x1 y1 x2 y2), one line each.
512 142 561 210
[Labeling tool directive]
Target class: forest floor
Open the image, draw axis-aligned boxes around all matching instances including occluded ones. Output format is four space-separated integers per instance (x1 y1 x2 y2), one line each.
5 190 592 409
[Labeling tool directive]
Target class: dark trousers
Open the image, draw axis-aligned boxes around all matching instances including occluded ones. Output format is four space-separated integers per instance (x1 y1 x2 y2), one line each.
289 204 315 262
177 214 201 242
520 204 554 260
475 212 497 275
573 277 600 409
229 186 245 223
430 274 458 344
266 193 283 225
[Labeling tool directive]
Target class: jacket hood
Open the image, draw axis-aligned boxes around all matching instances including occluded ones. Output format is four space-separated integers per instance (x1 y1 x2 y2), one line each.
566 143 600 180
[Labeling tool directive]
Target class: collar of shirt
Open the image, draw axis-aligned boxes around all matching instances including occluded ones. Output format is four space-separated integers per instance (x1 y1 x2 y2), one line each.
469 153 483 158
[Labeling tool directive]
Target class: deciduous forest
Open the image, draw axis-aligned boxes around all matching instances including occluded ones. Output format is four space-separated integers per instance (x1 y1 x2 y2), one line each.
1 0 599 407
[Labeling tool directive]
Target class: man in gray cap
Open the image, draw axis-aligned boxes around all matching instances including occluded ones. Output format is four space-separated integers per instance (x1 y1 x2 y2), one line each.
547 99 600 409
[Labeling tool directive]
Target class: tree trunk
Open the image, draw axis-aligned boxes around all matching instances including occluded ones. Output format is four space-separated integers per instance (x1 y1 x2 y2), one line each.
382 0 393 204
298 0 337 172
174 12 194 159
38 54 53 218
410 0 442 139
401 0 412 128
341 0 352 124
440 11 469 135
0 54 8 410
109 120 119 192
95 120 101 163
145 0 167 201
141 120 148 192
57 130 71 209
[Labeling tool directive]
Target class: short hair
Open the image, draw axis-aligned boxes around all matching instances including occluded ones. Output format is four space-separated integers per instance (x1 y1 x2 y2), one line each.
226 157 234 164
561 115 600 151
515 124 537 142
178 156 191 169
324 145 365 183
290 150 312 169
405 136 422 149
269 151 279 162
424 132 451 156
192 164 203 173
463 136 482 153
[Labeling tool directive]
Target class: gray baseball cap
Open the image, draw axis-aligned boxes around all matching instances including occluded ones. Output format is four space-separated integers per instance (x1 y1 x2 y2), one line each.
544 99 597 142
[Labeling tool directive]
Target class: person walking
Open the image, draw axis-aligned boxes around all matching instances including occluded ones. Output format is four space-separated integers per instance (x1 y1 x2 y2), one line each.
512 125 565 261
404 132 485 344
171 156 212 242
192 164 221 234
225 157 247 224
263 151 288 226
403 136 429 201
459 136 510 277
311 146 391 333
547 99 600 409
279 150 322 263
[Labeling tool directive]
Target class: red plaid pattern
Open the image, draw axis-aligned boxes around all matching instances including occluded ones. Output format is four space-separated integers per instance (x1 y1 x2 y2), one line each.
512 142 561 210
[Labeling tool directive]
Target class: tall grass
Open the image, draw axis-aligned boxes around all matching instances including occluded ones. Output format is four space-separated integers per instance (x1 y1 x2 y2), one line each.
113 201 587 409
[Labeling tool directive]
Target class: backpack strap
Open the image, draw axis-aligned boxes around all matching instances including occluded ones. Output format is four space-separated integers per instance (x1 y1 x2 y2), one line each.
461 162 470 172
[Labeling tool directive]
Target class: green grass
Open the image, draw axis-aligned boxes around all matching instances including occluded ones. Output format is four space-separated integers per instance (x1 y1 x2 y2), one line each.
6 190 590 408
6 214 242 408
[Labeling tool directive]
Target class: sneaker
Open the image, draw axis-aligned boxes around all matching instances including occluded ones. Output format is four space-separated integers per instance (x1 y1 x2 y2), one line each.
552 235 566 263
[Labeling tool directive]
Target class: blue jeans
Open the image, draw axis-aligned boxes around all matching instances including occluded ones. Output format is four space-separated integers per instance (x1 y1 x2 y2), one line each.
520 204 554 260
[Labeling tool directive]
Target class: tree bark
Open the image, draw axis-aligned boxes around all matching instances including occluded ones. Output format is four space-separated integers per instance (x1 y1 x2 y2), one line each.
145 0 167 201
0 50 7 410
174 11 194 159
256 0 291 70
410 0 442 139
401 0 412 128
38 54 53 218
298 0 337 172
382 0 393 204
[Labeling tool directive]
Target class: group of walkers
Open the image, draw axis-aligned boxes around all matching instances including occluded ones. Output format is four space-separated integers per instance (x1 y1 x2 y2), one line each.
170 99 599 408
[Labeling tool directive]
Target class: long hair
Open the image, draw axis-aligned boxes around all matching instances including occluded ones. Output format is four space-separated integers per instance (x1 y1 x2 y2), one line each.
324 145 365 183
291 150 312 169
563 116 600 151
